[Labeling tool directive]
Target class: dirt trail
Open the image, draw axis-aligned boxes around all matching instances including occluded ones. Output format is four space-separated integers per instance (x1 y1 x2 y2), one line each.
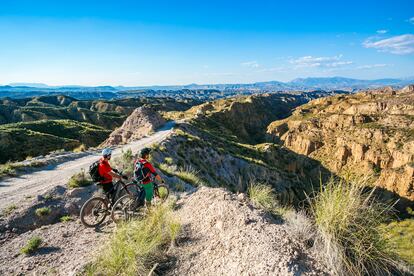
0 121 175 211
168 187 327 275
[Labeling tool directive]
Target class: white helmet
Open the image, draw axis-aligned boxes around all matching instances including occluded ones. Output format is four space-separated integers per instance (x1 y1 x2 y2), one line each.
102 148 112 157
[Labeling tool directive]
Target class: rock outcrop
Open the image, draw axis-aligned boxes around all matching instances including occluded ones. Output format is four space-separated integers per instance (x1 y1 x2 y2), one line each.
267 86 414 206
100 107 166 146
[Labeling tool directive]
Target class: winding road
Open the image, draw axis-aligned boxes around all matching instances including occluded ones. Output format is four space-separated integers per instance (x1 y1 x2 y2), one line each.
0 121 175 210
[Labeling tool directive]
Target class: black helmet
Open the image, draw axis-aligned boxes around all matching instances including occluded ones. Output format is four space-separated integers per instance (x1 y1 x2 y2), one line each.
140 147 151 157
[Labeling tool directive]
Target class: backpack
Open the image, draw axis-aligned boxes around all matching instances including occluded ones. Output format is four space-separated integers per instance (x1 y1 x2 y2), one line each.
89 160 103 182
134 160 150 182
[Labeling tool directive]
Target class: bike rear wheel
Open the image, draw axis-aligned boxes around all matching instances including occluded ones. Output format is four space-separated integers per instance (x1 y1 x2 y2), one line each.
80 197 109 227
111 194 145 224
154 184 169 203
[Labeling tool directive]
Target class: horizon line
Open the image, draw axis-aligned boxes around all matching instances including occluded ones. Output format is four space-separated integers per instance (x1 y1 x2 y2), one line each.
3 75 414 88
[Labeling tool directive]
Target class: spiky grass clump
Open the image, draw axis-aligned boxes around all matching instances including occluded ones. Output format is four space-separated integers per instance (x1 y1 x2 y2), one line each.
86 202 180 276
159 163 204 187
1 204 17 217
60 215 73 223
248 183 277 212
309 177 399 275
381 218 414 266
247 183 288 217
176 166 204 187
35 207 51 217
20 236 42 255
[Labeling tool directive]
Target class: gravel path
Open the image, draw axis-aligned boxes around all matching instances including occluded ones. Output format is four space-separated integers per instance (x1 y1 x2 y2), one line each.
0 121 174 211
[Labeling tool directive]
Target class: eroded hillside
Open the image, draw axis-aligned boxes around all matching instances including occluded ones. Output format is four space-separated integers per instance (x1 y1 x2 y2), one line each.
153 93 335 205
267 85 414 207
0 95 200 163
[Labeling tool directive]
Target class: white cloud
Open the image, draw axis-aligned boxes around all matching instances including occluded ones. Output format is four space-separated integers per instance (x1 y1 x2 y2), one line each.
409 17 414 24
376 29 388 34
256 67 285 73
357 64 388 69
289 54 353 68
241 61 259 68
363 34 414 55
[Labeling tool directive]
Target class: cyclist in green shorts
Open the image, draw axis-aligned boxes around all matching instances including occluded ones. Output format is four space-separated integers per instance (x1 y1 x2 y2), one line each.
134 147 163 206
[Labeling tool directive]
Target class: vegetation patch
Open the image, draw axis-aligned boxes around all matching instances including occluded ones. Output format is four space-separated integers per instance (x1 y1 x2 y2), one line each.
67 169 93 189
111 148 135 177
20 236 42 255
309 177 400 275
35 207 51 217
60 215 73 223
1 204 17 217
381 218 414 266
86 202 180 276
248 183 287 217
158 163 204 187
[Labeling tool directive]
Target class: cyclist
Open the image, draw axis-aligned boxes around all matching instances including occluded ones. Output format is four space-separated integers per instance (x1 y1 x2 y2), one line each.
134 147 163 206
98 148 125 204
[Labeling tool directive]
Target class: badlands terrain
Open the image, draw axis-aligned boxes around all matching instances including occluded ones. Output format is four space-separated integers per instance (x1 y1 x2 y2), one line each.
0 86 413 275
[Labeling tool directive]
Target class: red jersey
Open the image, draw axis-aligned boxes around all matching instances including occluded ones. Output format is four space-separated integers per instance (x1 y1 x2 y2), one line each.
134 158 157 184
98 157 113 184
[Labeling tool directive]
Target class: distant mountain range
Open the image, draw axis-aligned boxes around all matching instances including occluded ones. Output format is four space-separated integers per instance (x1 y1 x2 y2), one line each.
1 77 413 99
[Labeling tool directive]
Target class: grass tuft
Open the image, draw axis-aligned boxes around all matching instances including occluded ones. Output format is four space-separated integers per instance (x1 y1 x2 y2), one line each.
67 169 93 189
73 144 87 152
175 166 204 187
86 202 180 276
158 163 204 187
248 183 277 212
35 207 51 217
20 236 42 255
381 218 414 266
60 215 73 223
1 204 17 217
309 177 400 275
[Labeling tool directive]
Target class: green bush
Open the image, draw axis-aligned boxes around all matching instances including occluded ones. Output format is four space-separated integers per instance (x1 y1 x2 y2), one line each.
86 202 180 276
309 177 399 275
35 207 51 217
67 169 93 189
20 236 42 255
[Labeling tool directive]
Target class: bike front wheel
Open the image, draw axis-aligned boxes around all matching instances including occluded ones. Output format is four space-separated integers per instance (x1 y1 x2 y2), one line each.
111 194 145 224
154 184 169 203
80 197 109 227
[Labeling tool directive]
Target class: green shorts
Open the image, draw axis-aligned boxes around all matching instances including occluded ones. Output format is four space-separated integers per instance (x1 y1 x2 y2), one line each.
140 182 154 202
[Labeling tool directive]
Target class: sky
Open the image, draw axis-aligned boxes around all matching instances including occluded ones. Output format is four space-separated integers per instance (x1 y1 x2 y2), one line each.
0 0 413 86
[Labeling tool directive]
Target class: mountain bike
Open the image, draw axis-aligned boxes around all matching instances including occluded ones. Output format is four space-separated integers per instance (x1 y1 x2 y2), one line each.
111 180 170 223
80 173 139 227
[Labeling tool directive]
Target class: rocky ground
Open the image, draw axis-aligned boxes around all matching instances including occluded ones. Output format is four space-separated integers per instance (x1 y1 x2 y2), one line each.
168 187 328 276
0 183 113 276
0 184 330 276
0 219 112 275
